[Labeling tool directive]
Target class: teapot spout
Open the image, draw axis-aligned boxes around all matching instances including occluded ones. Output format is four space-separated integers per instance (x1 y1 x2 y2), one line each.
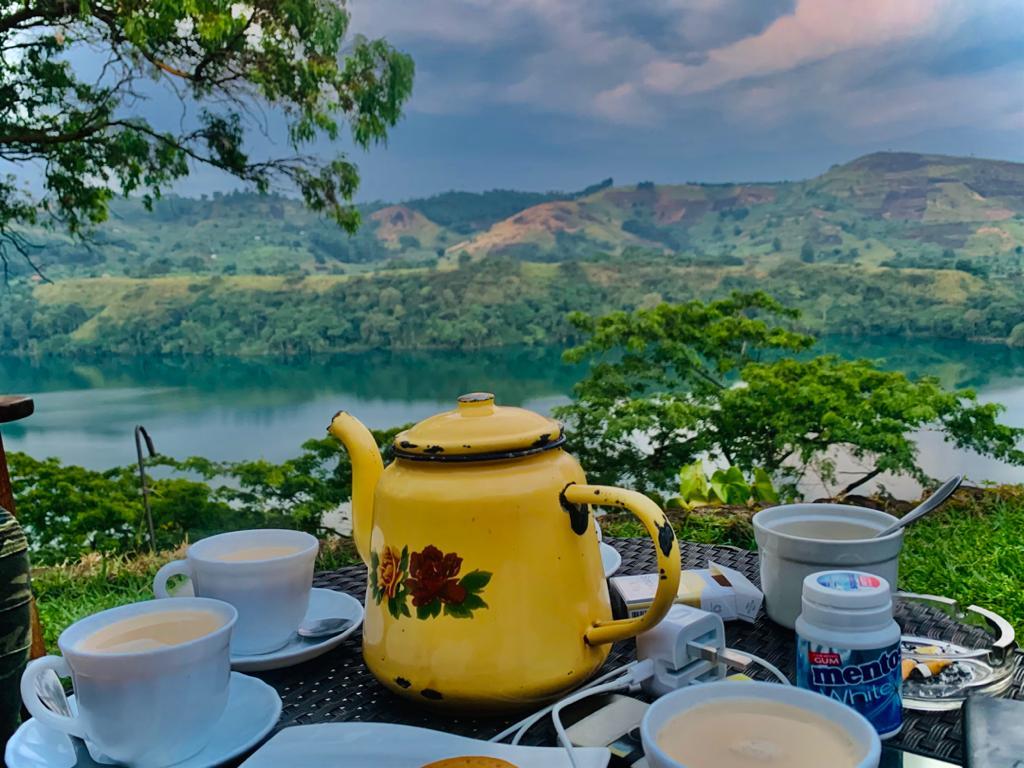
328 411 383 566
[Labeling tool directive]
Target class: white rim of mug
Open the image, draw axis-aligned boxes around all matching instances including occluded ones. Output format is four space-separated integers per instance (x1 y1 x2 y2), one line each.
185 528 319 566
753 504 904 545
640 682 881 768
57 596 238 661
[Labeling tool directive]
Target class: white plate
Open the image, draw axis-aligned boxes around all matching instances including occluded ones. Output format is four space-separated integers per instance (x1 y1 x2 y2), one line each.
240 723 610 768
600 543 621 578
5 672 281 768
232 587 364 672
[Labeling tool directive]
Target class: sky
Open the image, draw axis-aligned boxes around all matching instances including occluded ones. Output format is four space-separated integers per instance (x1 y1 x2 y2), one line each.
72 0 1024 201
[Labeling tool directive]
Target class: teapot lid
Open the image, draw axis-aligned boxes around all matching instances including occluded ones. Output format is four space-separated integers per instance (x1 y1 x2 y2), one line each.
392 393 564 462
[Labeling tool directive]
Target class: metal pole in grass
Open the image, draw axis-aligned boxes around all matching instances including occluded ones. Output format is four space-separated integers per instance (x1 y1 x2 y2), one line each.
135 426 157 551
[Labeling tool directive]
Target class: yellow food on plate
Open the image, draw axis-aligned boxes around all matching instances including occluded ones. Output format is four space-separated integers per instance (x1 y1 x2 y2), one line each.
421 758 518 768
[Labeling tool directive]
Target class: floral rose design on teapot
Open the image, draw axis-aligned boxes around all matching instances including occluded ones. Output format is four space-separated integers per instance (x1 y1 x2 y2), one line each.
370 544 491 620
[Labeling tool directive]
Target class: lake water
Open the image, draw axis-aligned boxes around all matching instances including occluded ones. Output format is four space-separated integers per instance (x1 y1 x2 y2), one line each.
3 336 1024 497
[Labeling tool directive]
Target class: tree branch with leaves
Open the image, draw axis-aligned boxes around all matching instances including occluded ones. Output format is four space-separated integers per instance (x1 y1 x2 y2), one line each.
0 0 413 276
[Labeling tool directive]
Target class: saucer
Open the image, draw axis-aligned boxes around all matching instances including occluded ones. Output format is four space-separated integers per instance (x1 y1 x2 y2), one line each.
600 542 621 578
231 587 364 672
241 723 610 767
5 672 282 768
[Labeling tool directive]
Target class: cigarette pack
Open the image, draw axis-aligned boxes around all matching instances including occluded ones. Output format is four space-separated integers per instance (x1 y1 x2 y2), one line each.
609 561 763 623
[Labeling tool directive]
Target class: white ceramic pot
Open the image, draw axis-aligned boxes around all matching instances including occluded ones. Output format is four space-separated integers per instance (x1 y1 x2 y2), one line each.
753 504 903 629
641 681 881 768
154 529 318 655
21 597 236 768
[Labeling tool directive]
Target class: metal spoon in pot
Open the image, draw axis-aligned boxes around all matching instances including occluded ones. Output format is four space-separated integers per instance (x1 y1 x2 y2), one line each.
874 474 963 538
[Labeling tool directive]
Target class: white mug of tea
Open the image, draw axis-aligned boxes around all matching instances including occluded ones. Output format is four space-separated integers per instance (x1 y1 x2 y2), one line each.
154 529 318 655
20 597 236 768
753 504 904 629
640 680 881 768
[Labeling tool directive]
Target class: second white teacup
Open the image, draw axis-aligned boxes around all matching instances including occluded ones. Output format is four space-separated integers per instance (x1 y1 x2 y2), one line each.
154 529 318 655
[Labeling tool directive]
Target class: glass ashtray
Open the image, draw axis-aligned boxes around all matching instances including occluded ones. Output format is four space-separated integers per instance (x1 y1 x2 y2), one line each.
894 592 1019 711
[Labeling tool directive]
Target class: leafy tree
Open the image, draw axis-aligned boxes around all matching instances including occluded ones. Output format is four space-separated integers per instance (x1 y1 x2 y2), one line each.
554 292 811 494
10 452 232 562
0 0 414 273
800 240 816 263
555 293 1024 496
772 237 782 252
10 425 406 564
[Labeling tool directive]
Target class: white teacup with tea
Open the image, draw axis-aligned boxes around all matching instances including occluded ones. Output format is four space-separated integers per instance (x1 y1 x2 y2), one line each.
641 681 881 768
20 597 237 768
154 529 318 655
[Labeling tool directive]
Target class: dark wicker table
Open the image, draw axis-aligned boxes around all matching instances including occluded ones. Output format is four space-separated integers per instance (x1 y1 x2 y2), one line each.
251 537 1024 766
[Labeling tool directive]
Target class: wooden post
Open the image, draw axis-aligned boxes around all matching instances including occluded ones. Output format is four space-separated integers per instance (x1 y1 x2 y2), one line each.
0 396 46 659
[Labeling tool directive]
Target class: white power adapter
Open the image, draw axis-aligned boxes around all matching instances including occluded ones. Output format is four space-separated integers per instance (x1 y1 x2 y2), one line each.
635 603 728 697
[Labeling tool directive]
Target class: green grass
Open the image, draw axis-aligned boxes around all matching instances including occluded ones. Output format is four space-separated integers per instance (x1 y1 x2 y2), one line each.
899 486 1024 631
602 485 1024 632
32 552 168 651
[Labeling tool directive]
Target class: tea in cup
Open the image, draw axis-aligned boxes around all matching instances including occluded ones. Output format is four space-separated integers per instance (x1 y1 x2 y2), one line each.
153 529 318 655
20 597 236 768
640 681 880 768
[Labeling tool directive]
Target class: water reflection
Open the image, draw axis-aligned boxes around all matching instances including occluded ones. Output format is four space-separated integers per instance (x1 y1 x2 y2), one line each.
0 348 581 468
812 336 1024 391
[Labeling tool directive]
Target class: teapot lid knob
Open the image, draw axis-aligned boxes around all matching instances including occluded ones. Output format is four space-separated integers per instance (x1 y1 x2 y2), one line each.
457 392 495 415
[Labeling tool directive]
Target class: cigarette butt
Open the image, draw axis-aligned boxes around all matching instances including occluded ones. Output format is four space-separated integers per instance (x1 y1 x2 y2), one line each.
920 660 952 676
901 660 917 681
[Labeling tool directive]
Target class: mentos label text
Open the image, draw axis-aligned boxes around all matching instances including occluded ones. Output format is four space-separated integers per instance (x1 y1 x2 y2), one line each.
797 638 902 737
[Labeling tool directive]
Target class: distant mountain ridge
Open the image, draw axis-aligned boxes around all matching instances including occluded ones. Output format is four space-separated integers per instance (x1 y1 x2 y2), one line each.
8 151 1023 283
440 152 1024 269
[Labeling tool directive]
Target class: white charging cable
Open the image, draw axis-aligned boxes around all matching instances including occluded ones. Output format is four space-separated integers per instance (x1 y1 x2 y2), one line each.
688 643 791 686
489 661 640 745
550 660 655 768
727 649 789 685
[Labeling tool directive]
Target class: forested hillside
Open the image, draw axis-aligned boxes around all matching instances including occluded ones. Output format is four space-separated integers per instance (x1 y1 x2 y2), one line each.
4 152 1024 355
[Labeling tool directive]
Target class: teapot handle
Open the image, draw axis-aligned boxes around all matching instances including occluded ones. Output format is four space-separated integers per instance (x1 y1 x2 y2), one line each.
562 484 681 646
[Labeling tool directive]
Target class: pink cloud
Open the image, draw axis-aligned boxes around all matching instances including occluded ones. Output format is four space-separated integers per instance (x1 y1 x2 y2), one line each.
644 0 953 95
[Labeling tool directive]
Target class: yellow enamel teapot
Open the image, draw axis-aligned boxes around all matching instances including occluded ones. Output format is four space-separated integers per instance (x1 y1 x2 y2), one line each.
328 393 680 710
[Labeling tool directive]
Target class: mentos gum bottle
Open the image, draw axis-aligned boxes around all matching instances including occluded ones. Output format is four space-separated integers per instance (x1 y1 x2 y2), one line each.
796 570 902 739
